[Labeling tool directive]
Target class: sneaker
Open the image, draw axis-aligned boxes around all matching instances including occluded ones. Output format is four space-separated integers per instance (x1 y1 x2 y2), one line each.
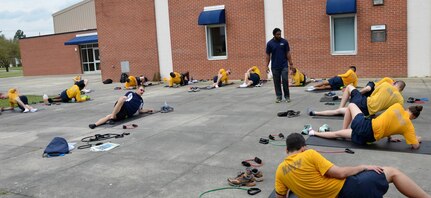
319 124 331 132
275 98 282 103
307 108 315 116
89 124 96 129
227 170 256 187
30 108 38 112
325 91 336 97
193 87 200 92
307 86 315 91
285 98 291 103
188 87 194 92
82 89 91 93
249 168 264 182
301 124 312 135
23 108 29 113
239 83 248 88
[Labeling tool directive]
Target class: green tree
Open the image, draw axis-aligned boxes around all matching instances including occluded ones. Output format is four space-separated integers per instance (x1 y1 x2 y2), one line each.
13 29 26 41
0 34 20 72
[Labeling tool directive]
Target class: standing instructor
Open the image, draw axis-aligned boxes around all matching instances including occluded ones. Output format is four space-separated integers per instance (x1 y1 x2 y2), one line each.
266 28 293 103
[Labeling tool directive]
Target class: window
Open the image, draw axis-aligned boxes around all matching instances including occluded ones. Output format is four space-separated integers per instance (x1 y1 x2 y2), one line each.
206 25 227 59
330 14 357 55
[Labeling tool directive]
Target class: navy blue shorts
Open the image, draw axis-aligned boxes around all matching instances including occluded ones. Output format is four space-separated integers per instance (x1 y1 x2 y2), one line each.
339 170 389 198
363 81 375 97
213 76 223 87
113 101 128 121
60 90 70 103
328 76 343 90
249 73 260 86
349 89 369 115
17 95 28 111
351 113 376 145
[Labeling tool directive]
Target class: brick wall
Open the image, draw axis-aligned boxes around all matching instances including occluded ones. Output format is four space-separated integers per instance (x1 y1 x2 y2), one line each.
284 0 407 78
95 0 159 82
169 1 266 80
20 31 88 76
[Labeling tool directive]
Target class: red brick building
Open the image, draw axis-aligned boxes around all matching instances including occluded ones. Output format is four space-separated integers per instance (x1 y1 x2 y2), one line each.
19 0 431 80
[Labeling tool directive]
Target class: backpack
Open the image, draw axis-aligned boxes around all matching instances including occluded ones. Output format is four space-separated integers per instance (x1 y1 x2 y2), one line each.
103 79 113 84
120 73 129 83
43 137 69 157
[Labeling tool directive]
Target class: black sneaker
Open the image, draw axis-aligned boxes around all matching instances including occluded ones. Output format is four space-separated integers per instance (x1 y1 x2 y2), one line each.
89 124 96 129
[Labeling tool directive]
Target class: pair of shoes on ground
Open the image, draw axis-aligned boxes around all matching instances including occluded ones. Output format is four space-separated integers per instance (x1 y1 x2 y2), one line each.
227 167 264 186
301 124 330 135
277 110 300 117
23 108 38 113
275 98 291 103
161 106 174 113
188 87 200 92
306 86 315 91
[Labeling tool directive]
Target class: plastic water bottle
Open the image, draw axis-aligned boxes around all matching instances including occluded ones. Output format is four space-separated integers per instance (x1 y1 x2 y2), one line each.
43 94 48 100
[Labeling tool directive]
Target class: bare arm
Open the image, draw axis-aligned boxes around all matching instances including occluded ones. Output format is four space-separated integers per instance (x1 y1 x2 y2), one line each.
325 165 384 179
139 108 154 113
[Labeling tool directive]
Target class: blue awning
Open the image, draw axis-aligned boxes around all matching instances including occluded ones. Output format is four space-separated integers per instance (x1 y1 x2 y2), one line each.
64 35 98 45
198 9 225 25
326 0 356 15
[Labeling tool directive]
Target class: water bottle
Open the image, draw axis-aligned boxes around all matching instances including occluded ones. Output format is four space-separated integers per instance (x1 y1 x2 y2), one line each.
71 98 76 103
43 94 48 100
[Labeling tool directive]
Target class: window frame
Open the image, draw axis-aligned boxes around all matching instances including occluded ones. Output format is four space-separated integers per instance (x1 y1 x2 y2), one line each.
330 14 357 55
205 24 228 60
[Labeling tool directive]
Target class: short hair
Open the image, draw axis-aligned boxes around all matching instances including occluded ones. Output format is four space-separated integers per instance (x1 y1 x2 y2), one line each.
285 133 306 152
349 66 356 72
169 72 175 78
273 28 281 35
394 80 406 92
409 105 423 118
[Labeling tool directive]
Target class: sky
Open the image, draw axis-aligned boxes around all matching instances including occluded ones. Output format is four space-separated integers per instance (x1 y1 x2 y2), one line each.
0 0 82 39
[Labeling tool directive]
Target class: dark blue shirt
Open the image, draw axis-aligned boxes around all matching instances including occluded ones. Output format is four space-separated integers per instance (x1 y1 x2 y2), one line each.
123 91 144 117
266 38 290 69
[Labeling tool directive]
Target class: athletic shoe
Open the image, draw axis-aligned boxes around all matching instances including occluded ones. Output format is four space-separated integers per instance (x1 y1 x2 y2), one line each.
319 124 331 132
23 108 29 113
239 83 248 88
30 108 38 112
301 124 312 135
275 98 282 103
82 89 91 93
250 168 264 182
227 170 256 187
307 108 315 116
89 124 96 129
307 86 315 91
285 98 291 103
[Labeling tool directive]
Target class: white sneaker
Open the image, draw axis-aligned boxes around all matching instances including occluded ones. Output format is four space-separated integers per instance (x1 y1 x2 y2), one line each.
23 108 29 113
82 89 91 93
30 108 38 112
215 85 219 88
239 83 248 88
307 86 315 91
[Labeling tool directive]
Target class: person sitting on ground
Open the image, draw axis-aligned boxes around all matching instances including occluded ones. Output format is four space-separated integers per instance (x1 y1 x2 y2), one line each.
307 66 357 91
305 103 422 149
360 77 395 97
73 75 91 93
125 75 147 90
169 71 190 87
288 67 306 87
240 66 261 88
274 133 430 198
89 86 153 129
310 81 405 117
2 88 37 113
212 68 231 88
50 83 90 103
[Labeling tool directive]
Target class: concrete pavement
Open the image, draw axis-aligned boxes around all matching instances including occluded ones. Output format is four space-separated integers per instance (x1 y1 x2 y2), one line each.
0 74 430 198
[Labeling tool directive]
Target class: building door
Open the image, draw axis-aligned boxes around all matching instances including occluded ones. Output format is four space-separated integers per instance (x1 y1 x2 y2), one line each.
80 43 100 72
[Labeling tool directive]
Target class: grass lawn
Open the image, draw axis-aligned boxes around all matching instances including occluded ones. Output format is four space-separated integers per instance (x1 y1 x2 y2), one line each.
0 67 23 78
0 95 45 107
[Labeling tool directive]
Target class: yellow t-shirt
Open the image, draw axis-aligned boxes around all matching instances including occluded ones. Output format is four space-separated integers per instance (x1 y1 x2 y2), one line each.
367 82 404 115
250 66 261 78
7 88 19 106
275 149 345 198
338 69 357 87
372 103 418 144
125 76 137 89
219 69 228 84
66 85 85 102
169 72 182 87
291 69 305 86
375 77 395 87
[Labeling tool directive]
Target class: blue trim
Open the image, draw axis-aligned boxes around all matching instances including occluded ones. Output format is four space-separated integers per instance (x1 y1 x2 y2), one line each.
64 35 98 45
326 0 356 15
198 9 225 25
